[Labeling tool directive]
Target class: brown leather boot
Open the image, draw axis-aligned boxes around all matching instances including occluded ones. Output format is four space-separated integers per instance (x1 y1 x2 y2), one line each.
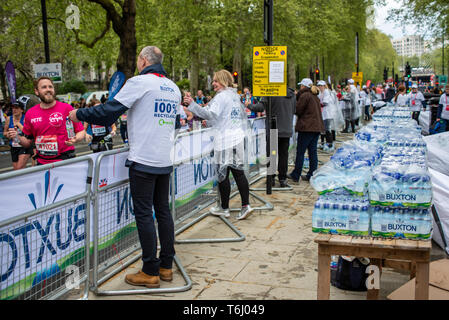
125 270 160 288
159 268 173 282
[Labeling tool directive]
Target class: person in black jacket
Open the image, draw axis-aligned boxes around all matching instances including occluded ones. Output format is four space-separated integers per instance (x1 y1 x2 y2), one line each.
385 83 396 102
246 87 296 187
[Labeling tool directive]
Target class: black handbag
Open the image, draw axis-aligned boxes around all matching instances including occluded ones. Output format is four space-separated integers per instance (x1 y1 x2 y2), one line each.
331 256 369 291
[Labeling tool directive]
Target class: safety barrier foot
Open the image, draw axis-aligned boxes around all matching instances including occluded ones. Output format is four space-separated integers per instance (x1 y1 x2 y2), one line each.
175 210 246 244
92 255 192 296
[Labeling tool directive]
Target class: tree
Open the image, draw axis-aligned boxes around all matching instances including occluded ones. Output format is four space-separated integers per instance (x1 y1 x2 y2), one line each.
388 0 449 38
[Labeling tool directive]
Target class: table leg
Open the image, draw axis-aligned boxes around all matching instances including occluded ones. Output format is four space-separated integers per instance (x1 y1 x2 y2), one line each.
415 261 429 300
367 258 382 300
317 250 331 300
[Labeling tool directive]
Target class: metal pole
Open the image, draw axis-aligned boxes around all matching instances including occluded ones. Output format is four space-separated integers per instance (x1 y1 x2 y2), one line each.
441 35 444 75
264 0 273 195
356 32 359 74
41 0 50 63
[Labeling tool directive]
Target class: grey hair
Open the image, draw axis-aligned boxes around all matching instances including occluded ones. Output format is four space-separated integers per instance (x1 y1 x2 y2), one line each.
140 46 163 65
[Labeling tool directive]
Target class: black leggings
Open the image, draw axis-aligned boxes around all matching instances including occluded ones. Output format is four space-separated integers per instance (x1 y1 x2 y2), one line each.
218 167 249 209
412 111 420 124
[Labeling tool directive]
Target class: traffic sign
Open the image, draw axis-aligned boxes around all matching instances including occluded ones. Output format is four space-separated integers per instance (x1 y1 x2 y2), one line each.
252 46 287 96
352 72 363 86
438 75 447 86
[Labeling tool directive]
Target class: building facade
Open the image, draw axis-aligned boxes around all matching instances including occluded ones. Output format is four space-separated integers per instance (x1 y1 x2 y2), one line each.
392 35 426 57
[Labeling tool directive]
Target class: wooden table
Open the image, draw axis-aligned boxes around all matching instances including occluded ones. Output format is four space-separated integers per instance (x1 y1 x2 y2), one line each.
314 234 432 300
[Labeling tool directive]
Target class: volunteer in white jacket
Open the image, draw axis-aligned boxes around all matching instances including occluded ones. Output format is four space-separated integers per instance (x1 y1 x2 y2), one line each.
392 84 408 106
318 81 334 152
184 69 254 220
437 84 449 132
408 84 425 123
70 46 180 288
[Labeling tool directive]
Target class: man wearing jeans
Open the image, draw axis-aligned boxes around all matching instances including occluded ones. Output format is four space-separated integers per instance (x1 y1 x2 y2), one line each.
69 46 181 288
288 78 325 183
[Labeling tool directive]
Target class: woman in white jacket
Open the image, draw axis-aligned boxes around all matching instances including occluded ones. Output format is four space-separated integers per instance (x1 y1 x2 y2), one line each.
317 81 334 153
184 69 254 220
393 84 408 106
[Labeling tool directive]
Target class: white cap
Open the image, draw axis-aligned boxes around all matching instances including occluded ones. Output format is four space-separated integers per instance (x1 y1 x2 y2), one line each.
317 80 326 86
411 84 418 89
348 79 354 84
299 78 313 88
362 85 367 89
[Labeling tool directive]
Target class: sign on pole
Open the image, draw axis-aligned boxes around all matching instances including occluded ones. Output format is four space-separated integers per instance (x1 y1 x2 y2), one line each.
352 72 363 87
252 46 287 96
33 63 62 83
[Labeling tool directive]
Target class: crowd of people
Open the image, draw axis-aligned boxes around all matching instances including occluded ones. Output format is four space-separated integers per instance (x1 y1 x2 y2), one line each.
2 43 449 289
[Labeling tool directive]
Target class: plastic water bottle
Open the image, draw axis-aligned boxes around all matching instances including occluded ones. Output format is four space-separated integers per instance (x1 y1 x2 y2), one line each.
312 201 323 233
322 203 331 234
338 204 349 235
383 207 392 238
348 204 359 235
420 209 432 240
330 255 339 270
66 117 75 139
359 205 370 236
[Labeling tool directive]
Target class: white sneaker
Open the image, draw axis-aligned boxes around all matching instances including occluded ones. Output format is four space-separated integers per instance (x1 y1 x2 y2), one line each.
323 144 335 153
237 205 254 220
209 206 230 217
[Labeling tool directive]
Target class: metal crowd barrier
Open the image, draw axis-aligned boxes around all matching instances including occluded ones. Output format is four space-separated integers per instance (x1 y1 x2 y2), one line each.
249 117 296 192
1 116 274 299
172 128 246 244
90 147 192 296
0 156 93 300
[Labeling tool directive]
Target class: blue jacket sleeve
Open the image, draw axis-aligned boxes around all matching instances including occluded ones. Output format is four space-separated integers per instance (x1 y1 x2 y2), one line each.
437 104 443 119
76 99 128 126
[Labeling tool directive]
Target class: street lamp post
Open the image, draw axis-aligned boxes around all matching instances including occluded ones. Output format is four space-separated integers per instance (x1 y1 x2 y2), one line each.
41 0 50 63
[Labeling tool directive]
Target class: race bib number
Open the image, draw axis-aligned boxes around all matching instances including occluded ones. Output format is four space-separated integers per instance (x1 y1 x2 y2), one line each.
92 124 107 136
446 104 449 111
411 100 415 106
36 135 58 156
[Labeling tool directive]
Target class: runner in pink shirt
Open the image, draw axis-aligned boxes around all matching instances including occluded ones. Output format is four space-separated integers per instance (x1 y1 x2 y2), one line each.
9 77 85 165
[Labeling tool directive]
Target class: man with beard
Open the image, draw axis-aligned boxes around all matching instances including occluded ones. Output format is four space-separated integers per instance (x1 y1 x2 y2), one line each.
11 77 85 165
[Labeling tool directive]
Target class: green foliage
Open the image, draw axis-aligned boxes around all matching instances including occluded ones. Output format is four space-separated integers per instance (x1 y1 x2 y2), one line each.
388 0 449 38
57 79 87 94
176 79 190 92
2 0 400 96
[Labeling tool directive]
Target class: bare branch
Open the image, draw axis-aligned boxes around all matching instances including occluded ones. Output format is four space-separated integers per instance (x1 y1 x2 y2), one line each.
87 0 123 34
73 16 112 48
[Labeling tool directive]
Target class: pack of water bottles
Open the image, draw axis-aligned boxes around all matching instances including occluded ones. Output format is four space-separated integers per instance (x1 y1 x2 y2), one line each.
312 191 370 236
369 163 432 208
311 106 433 240
310 140 382 196
370 207 432 239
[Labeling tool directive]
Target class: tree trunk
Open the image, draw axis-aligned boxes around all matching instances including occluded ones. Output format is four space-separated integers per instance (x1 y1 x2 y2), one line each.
288 57 296 89
190 39 199 94
0 63 8 101
116 18 137 79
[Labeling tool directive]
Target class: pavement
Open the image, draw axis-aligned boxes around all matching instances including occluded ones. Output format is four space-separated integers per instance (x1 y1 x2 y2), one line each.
65 130 447 301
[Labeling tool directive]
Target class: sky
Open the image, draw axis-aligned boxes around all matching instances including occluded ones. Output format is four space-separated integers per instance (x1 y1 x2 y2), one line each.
374 0 417 40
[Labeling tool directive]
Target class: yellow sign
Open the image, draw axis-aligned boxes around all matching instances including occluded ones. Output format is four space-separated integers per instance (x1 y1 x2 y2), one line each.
352 72 363 86
252 46 287 96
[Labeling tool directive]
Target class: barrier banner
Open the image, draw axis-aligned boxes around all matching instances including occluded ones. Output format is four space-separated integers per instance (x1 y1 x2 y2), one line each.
0 118 268 299
5 61 17 104
0 200 87 299
0 162 89 222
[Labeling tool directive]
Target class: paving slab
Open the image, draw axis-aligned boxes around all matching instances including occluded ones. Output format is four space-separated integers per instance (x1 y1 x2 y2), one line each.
62 131 447 301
